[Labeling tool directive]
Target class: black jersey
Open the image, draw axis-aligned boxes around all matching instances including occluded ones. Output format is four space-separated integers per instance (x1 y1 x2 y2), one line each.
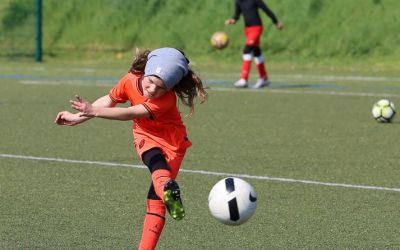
232 0 278 27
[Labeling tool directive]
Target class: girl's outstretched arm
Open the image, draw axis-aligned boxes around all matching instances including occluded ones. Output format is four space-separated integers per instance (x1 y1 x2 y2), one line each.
91 94 117 108
55 94 117 126
54 111 89 126
70 95 150 121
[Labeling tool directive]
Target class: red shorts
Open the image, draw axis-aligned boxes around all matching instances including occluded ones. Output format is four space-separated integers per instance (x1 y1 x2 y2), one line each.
244 25 263 46
135 137 189 179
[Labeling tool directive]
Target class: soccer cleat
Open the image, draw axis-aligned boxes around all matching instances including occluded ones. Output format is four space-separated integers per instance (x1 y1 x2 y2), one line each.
252 79 271 89
234 78 248 88
163 180 185 220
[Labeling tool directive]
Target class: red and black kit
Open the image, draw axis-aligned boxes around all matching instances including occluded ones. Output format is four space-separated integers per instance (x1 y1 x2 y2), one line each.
230 0 280 81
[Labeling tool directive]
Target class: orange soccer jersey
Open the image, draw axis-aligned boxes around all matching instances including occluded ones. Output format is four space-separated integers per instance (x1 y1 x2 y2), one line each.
109 72 192 169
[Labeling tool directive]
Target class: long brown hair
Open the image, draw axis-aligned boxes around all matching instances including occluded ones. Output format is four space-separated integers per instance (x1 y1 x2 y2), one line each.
130 48 208 116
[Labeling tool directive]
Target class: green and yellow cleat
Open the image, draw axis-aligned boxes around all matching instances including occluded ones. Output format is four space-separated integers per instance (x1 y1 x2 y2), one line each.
163 180 185 220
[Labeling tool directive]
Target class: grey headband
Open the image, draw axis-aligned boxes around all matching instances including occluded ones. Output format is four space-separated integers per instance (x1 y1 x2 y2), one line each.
144 48 189 90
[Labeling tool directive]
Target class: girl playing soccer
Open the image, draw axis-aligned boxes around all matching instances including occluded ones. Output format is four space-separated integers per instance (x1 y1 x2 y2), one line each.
54 47 207 249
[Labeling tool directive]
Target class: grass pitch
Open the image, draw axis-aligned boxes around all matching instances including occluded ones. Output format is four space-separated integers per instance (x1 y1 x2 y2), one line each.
1 61 400 249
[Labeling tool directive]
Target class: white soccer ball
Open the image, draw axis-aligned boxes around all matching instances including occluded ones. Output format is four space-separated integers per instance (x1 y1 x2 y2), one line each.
208 177 257 225
372 99 396 123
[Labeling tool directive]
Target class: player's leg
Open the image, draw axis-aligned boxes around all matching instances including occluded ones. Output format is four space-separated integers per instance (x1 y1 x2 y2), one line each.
252 46 270 88
142 148 185 220
253 46 267 80
235 26 260 88
250 26 270 88
235 45 253 88
139 148 185 249
138 187 166 250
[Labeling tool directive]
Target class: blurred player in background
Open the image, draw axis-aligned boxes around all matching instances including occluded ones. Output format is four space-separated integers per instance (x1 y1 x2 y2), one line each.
55 48 208 249
225 0 284 88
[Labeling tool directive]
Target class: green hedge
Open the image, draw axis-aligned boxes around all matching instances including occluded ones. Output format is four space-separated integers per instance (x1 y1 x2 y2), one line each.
1 0 399 62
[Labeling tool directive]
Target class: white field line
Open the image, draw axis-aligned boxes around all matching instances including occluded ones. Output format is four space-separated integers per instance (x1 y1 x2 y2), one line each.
1 153 400 193
210 87 400 98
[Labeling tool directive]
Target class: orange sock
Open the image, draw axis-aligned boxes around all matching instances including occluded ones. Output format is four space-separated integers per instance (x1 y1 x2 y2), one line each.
151 169 171 200
139 199 166 250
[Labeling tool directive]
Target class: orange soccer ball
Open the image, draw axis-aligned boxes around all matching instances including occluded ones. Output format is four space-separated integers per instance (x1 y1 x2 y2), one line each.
210 31 229 49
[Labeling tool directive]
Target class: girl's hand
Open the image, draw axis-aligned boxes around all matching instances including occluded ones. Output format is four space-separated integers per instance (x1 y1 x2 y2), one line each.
54 111 84 126
70 95 96 117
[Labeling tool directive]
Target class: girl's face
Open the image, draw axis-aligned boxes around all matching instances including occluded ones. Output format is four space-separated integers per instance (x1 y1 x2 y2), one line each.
141 76 168 99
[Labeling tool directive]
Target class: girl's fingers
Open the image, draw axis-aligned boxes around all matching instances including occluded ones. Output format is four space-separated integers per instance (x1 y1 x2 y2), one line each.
54 113 61 122
70 100 80 105
75 95 83 103
55 112 65 123
70 101 83 111
69 100 78 107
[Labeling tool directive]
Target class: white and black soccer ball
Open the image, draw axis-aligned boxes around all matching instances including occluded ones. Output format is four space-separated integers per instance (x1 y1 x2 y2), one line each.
372 99 396 123
208 177 257 226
